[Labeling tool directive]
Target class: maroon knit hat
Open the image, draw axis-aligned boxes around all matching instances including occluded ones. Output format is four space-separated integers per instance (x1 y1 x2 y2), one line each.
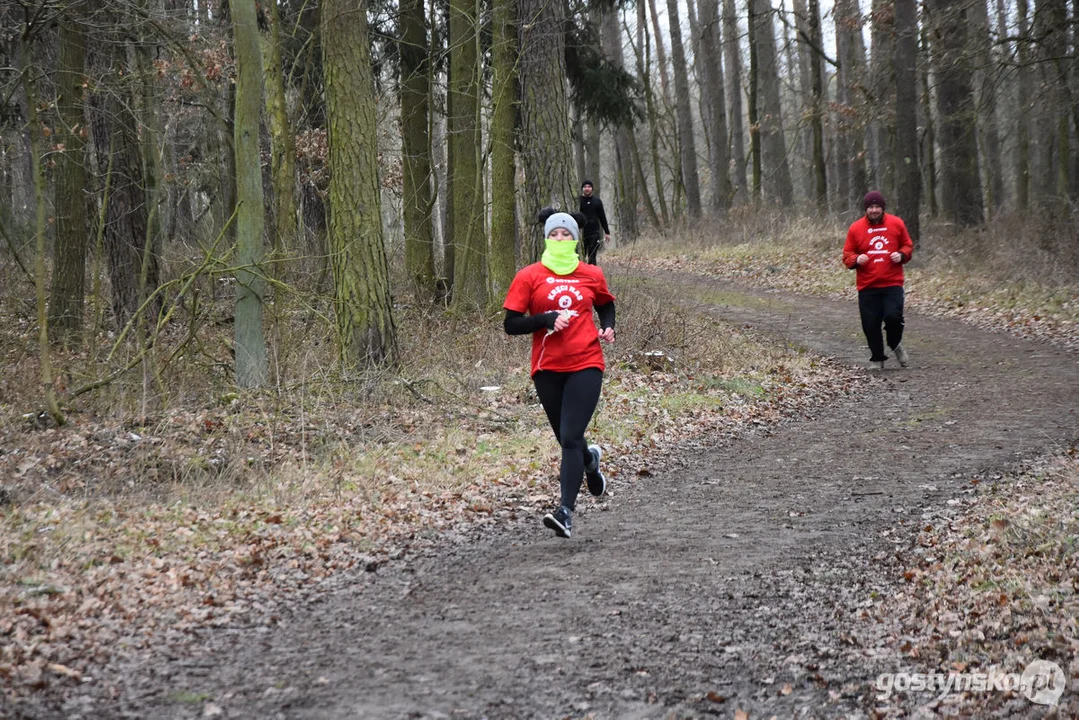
863 191 886 210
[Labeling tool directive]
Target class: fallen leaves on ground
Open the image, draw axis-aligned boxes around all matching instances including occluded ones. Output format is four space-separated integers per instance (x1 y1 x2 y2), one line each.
0 319 863 705
856 454 1079 717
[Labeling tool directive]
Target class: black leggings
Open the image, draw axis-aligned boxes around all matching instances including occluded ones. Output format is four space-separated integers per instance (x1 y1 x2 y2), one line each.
583 234 602 265
532 368 603 510
858 286 905 362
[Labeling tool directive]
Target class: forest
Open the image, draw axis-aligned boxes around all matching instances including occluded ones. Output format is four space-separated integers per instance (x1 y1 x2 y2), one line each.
1 0 1075 411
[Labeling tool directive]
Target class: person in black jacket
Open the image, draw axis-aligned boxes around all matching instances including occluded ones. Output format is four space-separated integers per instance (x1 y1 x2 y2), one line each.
578 180 610 265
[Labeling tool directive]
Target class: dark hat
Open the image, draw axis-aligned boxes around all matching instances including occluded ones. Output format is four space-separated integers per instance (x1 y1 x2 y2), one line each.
863 191 886 210
581 179 593 189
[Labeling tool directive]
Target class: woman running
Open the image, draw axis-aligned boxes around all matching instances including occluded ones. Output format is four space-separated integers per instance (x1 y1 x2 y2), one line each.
503 209 617 539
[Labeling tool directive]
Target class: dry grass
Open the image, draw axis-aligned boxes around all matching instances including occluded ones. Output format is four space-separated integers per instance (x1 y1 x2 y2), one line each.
0 245 842 506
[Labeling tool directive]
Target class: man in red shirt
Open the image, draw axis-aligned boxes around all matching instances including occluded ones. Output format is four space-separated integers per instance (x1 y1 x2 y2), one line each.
843 191 914 370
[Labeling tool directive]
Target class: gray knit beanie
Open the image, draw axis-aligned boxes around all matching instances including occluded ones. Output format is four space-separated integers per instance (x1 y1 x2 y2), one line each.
544 212 580 242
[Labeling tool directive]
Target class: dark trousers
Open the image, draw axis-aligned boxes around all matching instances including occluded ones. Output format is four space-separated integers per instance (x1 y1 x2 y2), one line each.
532 368 603 510
582 233 602 265
858 286 905 362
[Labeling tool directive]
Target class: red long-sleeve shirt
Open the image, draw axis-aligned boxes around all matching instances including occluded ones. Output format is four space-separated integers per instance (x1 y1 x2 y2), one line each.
843 213 914 291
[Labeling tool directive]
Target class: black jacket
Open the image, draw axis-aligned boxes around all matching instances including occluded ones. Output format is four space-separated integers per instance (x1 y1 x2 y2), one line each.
579 194 610 239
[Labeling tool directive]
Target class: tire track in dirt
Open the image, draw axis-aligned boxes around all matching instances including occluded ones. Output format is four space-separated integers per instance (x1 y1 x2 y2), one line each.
22 272 1078 719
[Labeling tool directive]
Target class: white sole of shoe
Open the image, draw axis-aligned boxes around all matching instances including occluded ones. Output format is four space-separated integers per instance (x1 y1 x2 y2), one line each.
586 444 606 496
543 513 571 538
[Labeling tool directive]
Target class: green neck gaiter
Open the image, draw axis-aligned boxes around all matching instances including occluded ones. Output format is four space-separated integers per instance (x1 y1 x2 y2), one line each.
541 238 580 275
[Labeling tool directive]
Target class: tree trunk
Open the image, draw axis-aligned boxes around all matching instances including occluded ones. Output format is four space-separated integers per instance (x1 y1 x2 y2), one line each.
835 0 867 209
666 0 702 217
323 0 397 365
260 0 300 265
89 40 159 331
449 0 486 309
634 0 670 224
804 0 827 210
51 18 88 338
1015 0 1031 210
442 75 455 294
21 37 65 425
722 0 748 204
586 119 601 193
647 0 673 110
750 0 793 206
792 0 813 206
869 0 896 200
519 0 574 258
231 0 269 387
629 131 662 227
747 0 761 203
699 0 732 214
685 0 712 156
933 0 984 226
970 0 1003 217
133 3 164 323
893 0 921 242
648 0 680 214
1032 0 1069 202
573 105 587 184
599 7 638 236
850 4 870 199
490 0 517 298
920 21 938 217
401 0 437 297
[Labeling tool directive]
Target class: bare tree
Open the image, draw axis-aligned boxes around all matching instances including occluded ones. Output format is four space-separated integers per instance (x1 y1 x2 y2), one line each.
1031 0 1070 201
632 0 670 224
401 0 437 296
323 0 397 364
519 0 574 257
231 0 269 387
260 0 300 267
667 0 702 217
699 0 732 213
933 0 984 226
869 0 896 199
747 0 761 202
750 0 793 206
51 16 88 337
649 0 681 213
894 0 921 241
835 0 867 209
449 0 486 309
798 0 828 210
490 0 517 296
970 0 1003 216
723 0 748 204
1015 0 1031 210
20 21 64 426
602 6 639 238
920 19 938 217
88 37 160 331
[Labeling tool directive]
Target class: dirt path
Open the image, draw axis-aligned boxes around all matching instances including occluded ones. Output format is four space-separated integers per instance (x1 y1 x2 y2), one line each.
19 272 1079 719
